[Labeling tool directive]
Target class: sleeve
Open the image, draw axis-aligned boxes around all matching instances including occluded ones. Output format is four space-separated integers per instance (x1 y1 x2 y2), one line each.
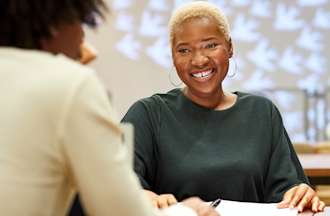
58 72 157 216
121 99 158 190
264 104 309 202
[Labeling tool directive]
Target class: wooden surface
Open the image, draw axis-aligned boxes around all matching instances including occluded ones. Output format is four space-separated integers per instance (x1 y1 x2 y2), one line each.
298 154 330 177
299 207 330 215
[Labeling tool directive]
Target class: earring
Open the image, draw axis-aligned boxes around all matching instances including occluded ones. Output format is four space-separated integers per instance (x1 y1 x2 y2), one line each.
227 57 238 78
168 68 182 87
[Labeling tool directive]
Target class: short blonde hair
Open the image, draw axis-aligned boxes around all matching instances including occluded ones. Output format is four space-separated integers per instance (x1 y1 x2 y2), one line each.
169 1 230 47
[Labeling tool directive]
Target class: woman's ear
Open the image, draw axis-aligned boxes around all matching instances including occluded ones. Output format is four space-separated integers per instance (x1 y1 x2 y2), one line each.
228 37 233 58
79 41 97 65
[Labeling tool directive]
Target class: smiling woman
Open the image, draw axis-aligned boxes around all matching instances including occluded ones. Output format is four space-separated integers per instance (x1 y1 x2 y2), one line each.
171 16 234 109
121 1 325 213
166 1 236 111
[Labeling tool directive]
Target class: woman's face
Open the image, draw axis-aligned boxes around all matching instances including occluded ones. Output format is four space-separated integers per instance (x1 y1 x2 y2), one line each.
172 17 232 98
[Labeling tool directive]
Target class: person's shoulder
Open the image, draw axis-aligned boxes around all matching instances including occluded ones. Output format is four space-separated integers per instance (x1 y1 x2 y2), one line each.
22 49 100 106
7 48 93 81
1 48 103 124
237 91 275 108
124 89 181 119
43 52 93 79
134 88 181 107
40 51 97 89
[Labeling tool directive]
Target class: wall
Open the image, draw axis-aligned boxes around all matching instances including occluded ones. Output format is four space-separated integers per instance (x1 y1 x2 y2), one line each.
86 0 330 141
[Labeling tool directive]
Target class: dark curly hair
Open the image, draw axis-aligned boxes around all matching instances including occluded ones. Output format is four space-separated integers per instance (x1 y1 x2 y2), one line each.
0 0 107 49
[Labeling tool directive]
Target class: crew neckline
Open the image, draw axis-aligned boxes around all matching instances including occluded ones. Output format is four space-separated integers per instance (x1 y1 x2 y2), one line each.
175 88 242 113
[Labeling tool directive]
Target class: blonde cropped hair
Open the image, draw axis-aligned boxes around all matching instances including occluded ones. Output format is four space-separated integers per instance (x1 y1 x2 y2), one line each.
169 1 230 47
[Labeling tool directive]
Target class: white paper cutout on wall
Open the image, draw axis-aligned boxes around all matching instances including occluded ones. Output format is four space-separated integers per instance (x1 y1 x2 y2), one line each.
296 27 323 51
297 75 320 92
146 37 172 68
305 53 327 75
279 48 303 75
250 1 271 18
248 40 278 72
116 34 141 60
231 15 260 42
242 70 275 90
274 4 305 31
115 13 134 32
139 10 167 37
313 9 330 29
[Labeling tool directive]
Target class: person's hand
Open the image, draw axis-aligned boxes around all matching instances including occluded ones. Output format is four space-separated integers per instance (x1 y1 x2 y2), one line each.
181 197 220 216
277 183 325 212
143 189 177 209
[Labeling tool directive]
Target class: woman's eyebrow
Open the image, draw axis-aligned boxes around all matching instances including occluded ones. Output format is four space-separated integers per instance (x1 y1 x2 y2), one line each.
201 37 218 42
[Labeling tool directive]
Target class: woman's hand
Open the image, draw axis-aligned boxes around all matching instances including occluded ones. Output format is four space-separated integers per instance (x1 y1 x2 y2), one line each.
144 189 178 209
277 183 325 212
144 190 219 216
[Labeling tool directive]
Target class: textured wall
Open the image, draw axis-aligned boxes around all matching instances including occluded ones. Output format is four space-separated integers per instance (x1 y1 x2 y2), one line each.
86 0 330 142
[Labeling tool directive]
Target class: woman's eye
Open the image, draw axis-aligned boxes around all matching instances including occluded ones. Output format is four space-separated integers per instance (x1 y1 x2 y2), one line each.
205 43 218 49
177 48 190 54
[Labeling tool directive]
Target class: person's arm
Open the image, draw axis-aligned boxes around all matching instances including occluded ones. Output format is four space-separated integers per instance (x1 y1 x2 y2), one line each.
59 72 157 215
277 129 325 212
121 99 158 190
58 71 218 216
122 99 179 208
263 105 324 212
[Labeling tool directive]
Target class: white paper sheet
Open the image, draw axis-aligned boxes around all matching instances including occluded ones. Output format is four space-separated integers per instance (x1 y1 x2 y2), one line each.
214 200 298 216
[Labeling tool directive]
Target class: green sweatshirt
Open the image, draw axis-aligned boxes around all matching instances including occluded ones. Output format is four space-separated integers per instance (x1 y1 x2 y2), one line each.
122 88 308 202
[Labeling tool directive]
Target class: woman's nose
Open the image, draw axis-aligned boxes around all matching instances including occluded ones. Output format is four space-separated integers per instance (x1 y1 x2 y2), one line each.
191 51 209 67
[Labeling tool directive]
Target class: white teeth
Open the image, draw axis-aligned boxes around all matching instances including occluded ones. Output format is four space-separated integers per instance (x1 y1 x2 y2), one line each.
193 73 203 78
192 70 212 78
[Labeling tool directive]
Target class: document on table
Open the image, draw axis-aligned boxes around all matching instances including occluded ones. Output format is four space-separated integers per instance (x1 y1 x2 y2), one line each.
214 200 298 216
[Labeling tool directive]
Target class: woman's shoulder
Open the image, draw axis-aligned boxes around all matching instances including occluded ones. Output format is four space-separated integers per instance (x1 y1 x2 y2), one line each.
132 88 181 108
236 91 276 109
125 88 181 115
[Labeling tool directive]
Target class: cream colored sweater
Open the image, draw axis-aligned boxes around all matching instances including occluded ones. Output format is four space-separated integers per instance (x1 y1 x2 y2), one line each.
0 48 196 216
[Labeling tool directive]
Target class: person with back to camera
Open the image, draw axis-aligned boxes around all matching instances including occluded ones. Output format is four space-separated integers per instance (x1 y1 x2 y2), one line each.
121 1 325 213
0 1 220 216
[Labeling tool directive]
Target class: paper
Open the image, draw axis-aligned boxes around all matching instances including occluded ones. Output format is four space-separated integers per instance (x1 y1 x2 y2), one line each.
214 200 298 216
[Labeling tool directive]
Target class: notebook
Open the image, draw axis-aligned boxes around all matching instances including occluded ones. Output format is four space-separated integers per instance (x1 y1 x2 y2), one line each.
214 199 298 216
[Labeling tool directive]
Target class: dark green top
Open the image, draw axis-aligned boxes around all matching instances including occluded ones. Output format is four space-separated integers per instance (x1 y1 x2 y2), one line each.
121 89 308 202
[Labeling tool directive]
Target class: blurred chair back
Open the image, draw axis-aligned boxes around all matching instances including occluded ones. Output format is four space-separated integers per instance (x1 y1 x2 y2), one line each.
316 142 330 153
293 142 317 154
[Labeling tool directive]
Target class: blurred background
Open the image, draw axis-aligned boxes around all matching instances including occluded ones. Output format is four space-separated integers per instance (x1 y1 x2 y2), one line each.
85 0 330 143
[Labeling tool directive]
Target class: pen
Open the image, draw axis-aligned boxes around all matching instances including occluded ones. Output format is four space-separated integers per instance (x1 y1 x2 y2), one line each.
210 198 221 208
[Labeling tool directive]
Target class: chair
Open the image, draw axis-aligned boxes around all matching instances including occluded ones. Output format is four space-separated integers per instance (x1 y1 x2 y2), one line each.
293 143 317 154
316 142 330 153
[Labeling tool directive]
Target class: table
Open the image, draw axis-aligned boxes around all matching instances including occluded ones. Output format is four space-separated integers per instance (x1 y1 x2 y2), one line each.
298 154 330 185
299 207 330 215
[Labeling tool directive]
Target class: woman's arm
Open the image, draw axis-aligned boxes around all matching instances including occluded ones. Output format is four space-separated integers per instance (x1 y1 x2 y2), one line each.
60 72 158 215
265 105 324 212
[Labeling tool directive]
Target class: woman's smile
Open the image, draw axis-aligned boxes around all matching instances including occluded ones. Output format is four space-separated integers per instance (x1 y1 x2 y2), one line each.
190 68 215 82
